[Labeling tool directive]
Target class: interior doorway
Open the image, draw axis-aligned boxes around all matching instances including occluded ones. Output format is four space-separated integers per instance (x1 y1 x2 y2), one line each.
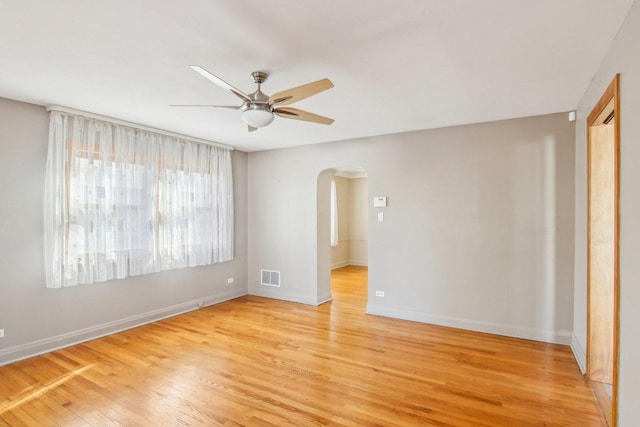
587 74 620 426
316 167 369 308
330 168 369 306
330 169 369 270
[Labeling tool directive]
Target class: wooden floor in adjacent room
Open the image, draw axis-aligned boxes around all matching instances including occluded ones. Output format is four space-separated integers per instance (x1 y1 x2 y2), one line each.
0 266 605 426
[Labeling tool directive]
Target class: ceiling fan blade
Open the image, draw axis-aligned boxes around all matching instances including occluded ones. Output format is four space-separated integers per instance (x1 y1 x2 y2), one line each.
169 104 241 109
270 78 334 106
274 107 334 125
248 125 258 132
189 66 252 103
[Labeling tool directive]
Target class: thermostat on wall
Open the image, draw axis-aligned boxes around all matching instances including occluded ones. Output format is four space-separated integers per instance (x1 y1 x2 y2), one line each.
373 196 387 207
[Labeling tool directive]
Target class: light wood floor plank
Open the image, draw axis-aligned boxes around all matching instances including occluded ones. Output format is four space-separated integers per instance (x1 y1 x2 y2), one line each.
0 266 605 426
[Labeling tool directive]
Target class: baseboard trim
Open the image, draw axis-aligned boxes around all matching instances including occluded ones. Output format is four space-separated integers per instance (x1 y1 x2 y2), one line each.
365 305 572 345
317 292 333 306
571 334 587 374
348 260 368 267
248 287 319 306
331 261 349 270
0 289 247 367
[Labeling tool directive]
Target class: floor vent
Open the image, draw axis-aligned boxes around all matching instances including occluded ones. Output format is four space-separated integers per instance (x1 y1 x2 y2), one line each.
261 269 281 287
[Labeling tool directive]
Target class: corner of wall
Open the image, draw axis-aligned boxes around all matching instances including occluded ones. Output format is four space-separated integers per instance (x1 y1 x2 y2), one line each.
570 334 587 374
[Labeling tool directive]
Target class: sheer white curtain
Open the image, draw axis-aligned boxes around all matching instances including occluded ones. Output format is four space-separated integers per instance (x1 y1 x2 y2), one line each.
44 110 233 288
330 179 338 247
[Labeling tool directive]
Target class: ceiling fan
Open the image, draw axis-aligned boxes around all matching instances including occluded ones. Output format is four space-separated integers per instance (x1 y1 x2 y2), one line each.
172 66 334 132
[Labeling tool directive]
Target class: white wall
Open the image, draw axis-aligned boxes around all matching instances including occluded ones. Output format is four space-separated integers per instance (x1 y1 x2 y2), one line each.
573 1 640 424
248 113 575 344
0 97 249 365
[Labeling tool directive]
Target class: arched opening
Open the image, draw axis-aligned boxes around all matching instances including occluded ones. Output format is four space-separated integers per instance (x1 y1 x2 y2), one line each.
317 167 369 308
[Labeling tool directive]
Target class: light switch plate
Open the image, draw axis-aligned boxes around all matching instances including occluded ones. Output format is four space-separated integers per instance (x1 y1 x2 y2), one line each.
377 212 384 222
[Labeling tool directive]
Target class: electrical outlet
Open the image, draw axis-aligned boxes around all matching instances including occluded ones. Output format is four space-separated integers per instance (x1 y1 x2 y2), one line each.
0 328 4 338
227 277 234 284
376 291 384 297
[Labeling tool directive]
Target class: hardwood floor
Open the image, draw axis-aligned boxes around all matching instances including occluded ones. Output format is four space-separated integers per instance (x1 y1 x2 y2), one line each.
1 266 605 426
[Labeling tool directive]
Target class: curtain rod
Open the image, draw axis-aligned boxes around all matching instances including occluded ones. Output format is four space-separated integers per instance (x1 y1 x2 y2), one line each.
47 105 234 151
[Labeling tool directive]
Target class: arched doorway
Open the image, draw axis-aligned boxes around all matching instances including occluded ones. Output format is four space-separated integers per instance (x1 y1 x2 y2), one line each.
316 167 369 307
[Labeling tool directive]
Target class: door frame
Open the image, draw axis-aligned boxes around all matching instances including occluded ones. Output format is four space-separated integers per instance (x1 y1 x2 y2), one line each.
586 74 620 426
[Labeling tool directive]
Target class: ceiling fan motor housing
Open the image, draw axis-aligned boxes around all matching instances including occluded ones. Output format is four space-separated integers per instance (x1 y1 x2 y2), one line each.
241 73 274 128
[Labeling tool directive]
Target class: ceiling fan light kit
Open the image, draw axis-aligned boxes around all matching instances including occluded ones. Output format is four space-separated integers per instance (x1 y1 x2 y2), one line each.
173 66 334 132
241 108 274 128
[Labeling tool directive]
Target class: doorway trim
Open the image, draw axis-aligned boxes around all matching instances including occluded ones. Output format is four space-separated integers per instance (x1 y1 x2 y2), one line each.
586 74 620 426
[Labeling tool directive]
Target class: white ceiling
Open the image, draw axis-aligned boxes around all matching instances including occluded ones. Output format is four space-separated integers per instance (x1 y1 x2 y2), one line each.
0 1 634 152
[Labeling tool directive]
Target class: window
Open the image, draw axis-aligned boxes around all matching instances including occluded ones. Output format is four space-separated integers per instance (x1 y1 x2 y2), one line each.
44 110 233 288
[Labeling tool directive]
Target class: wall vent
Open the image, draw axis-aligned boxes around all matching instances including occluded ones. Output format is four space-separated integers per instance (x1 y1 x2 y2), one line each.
261 269 281 287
